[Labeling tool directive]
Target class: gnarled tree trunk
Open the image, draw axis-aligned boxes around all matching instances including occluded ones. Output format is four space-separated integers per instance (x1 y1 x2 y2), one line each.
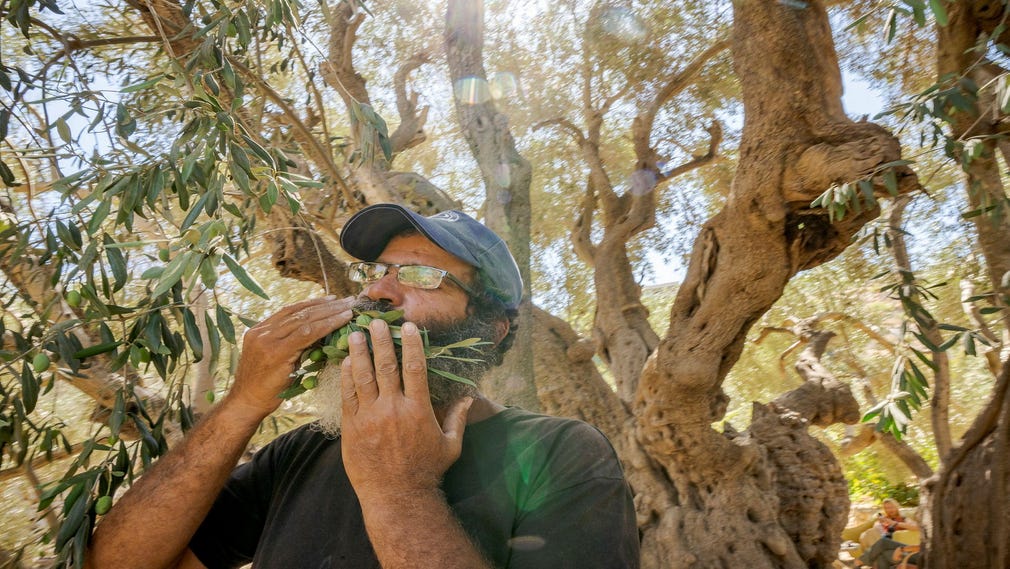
633 1 917 566
926 354 1010 569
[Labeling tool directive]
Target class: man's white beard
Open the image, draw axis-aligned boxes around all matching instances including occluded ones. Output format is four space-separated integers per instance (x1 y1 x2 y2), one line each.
308 361 345 438
307 357 482 439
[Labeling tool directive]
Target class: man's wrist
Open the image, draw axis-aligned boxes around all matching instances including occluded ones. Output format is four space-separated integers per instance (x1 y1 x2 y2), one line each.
217 394 274 427
356 484 444 509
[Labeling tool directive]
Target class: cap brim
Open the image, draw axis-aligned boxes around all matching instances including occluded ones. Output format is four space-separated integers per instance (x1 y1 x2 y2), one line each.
339 204 479 267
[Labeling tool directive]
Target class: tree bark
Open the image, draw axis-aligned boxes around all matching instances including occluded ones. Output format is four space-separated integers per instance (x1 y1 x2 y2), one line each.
926 354 1010 569
527 308 681 568
762 322 860 564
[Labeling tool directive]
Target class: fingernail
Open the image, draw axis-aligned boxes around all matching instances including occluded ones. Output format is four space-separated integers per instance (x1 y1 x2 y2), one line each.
349 331 365 345
402 322 417 335
370 319 387 332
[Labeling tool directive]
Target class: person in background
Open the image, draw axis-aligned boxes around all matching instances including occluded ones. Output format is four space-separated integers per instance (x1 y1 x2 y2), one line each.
858 537 920 569
859 497 919 552
84 204 640 569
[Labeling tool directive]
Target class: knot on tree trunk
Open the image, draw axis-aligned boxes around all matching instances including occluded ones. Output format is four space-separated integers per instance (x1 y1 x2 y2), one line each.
384 171 461 214
769 322 861 426
749 402 849 568
779 123 919 272
770 377 861 427
266 210 351 293
565 338 596 363
271 225 330 281
782 123 902 206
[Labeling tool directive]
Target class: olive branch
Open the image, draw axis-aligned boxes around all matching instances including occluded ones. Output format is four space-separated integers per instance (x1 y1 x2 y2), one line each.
278 309 491 399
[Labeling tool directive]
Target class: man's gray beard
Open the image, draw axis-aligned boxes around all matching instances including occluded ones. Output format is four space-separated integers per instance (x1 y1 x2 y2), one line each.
310 299 498 437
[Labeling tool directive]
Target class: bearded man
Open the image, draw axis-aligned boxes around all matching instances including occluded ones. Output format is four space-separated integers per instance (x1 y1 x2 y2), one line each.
86 204 640 569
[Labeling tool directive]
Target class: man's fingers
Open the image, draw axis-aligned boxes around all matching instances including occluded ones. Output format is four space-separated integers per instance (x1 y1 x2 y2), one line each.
256 295 343 325
275 301 354 342
246 297 353 349
340 357 359 415
399 322 430 402
277 310 353 352
368 320 401 395
348 331 379 402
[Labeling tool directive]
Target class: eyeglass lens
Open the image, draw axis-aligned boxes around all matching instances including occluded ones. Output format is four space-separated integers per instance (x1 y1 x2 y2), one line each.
349 263 445 290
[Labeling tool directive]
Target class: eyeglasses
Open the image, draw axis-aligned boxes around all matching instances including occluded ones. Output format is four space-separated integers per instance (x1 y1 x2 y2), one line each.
348 262 478 297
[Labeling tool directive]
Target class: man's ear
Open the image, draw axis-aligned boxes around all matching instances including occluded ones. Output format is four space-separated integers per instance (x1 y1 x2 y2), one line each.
492 318 509 346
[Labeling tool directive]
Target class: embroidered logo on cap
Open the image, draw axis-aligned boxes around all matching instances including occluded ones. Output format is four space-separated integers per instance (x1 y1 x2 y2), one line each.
431 211 461 222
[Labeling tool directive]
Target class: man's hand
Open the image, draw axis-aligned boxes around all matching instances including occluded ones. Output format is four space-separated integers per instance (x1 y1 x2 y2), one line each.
339 319 473 501
229 296 355 419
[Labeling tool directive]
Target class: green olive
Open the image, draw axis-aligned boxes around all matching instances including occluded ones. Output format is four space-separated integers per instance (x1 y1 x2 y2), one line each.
308 348 324 362
95 495 113 515
32 353 50 372
66 290 82 308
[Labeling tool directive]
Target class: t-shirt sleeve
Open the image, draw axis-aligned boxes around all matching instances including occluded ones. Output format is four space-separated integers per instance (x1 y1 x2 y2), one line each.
505 423 640 569
188 434 290 568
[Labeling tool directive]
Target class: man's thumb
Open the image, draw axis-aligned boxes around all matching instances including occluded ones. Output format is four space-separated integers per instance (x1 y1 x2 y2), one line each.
442 397 475 440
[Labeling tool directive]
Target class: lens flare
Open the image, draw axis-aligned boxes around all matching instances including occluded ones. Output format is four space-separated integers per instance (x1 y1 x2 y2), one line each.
489 72 518 100
600 7 646 43
494 163 512 189
454 76 491 105
629 169 657 196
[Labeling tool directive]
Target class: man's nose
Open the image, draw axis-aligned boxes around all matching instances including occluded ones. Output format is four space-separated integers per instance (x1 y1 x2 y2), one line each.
362 272 404 305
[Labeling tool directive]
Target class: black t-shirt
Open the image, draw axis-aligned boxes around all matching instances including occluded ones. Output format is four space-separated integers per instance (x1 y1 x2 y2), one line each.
190 407 640 568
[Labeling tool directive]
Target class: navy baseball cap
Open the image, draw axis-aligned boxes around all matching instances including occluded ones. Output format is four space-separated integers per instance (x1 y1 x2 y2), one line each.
340 204 524 310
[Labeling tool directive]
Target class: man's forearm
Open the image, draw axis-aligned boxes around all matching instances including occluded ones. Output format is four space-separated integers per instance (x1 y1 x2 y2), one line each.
359 490 493 569
85 398 266 569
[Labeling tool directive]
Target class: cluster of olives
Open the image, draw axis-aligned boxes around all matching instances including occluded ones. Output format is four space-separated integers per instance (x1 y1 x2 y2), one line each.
278 309 489 400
